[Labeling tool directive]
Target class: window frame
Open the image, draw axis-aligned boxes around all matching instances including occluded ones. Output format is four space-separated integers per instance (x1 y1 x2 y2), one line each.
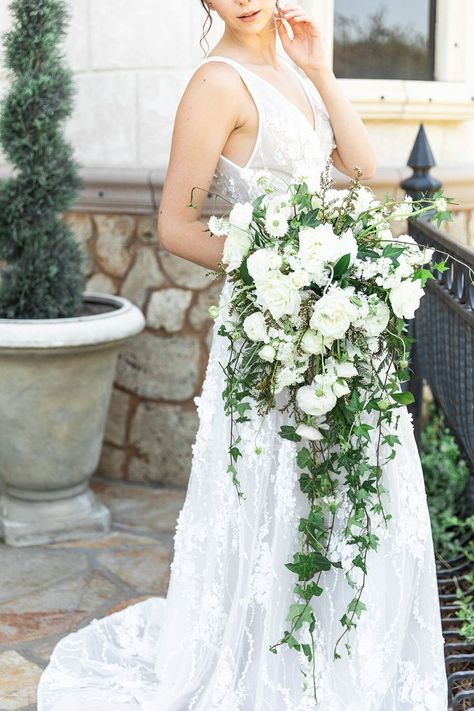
303 0 474 121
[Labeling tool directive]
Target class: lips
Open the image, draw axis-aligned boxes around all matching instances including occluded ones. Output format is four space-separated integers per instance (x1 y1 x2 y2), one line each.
237 9 261 20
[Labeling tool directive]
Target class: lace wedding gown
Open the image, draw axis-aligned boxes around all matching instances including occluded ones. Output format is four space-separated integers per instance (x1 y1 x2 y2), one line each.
37 55 448 711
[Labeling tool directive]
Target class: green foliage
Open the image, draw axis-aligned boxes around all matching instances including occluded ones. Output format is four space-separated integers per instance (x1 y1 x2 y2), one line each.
0 0 85 318
420 402 472 561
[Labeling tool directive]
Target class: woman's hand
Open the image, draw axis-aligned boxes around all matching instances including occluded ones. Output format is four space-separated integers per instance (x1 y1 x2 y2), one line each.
275 2 329 72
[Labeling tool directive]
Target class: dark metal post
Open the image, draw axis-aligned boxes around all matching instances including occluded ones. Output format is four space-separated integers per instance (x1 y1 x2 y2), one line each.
401 123 442 201
400 123 442 442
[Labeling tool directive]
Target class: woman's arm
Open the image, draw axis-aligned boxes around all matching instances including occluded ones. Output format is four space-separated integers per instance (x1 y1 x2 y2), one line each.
305 65 377 181
158 62 243 270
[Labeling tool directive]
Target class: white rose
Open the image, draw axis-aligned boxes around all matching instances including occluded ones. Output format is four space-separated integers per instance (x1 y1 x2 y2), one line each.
389 279 424 319
258 344 276 362
296 376 338 417
300 328 325 355
255 271 301 321
295 423 324 441
363 298 390 337
243 311 268 342
310 288 358 340
247 248 282 281
229 202 253 230
222 224 251 272
298 224 340 274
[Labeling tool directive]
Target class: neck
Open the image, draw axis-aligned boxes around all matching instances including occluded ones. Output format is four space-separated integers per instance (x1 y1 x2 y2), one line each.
219 24 279 67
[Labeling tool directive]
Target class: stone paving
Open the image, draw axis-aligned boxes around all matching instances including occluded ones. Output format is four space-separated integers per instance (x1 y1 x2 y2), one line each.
0 476 186 711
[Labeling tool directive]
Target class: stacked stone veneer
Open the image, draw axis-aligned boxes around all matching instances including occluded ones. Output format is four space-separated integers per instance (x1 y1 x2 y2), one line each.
65 210 223 487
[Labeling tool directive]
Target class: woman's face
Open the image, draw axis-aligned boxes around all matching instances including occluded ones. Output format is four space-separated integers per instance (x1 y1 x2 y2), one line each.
208 0 278 34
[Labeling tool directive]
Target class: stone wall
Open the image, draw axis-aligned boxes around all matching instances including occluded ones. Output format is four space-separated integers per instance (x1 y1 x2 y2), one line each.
65 210 223 487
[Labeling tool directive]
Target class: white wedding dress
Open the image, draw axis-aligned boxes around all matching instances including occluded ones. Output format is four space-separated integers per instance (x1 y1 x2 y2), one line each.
37 55 448 711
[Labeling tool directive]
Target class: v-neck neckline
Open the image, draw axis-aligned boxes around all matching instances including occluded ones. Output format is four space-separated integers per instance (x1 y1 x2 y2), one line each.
206 55 317 133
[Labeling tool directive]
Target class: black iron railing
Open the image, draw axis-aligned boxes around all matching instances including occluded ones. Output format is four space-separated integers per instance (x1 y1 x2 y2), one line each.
402 124 474 710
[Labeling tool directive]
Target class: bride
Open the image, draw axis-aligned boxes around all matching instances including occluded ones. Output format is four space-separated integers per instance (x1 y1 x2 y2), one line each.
38 1 448 709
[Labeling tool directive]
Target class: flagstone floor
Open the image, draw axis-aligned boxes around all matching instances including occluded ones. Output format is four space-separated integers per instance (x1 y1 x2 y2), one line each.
0 477 186 711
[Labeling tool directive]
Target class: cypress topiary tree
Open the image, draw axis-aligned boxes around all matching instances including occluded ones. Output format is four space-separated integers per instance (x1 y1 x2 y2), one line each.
0 0 86 318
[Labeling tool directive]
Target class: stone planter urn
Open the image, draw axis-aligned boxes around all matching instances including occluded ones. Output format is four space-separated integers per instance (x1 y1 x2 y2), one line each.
0 292 145 546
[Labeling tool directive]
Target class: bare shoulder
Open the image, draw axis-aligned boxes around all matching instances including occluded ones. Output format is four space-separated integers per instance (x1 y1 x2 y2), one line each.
180 59 245 114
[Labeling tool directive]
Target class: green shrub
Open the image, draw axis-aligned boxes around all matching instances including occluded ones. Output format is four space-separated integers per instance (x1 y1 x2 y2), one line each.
0 0 85 318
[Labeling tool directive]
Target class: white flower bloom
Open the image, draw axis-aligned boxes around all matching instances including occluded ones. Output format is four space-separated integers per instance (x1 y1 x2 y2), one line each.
350 186 380 218
310 287 358 340
334 227 358 266
222 224 252 272
243 311 268 343
435 197 447 212
332 379 351 398
265 212 289 238
267 194 293 220
391 196 413 221
295 423 324 441
325 356 358 379
229 202 253 230
255 271 301 321
246 248 282 281
389 279 424 319
274 364 307 394
276 339 296 366
300 328 325 355
297 224 340 277
289 268 312 289
258 344 276 362
311 194 323 210
208 215 229 236
296 375 338 417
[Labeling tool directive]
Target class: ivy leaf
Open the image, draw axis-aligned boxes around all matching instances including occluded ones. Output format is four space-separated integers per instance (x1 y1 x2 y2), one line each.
279 425 302 442
332 253 351 279
297 447 312 469
239 257 253 285
348 597 367 618
391 391 415 405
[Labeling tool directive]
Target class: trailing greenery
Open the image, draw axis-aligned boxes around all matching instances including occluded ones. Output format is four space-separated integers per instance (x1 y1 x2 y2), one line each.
420 401 473 562
0 0 85 318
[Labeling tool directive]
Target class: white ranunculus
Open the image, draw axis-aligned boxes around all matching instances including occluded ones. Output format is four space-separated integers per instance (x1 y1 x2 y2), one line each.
246 248 282 281
258 344 276 362
389 279 424 319
310 288 358 340
363 298 390 337
295 423 324 441
296 376 338 417
255 271 301 321
335 227 358 266
300 328 325 355
243 311 268 343
229 202 253 230
222 224 252 272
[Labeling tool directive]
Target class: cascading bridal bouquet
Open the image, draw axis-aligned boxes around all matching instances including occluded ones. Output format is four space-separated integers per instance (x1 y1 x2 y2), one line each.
202 163 457 701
